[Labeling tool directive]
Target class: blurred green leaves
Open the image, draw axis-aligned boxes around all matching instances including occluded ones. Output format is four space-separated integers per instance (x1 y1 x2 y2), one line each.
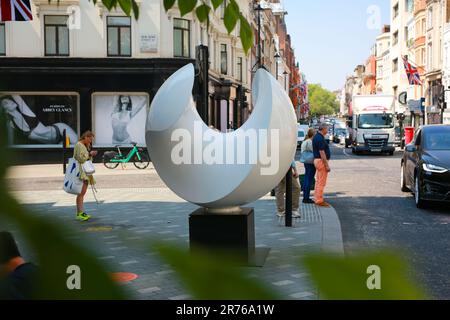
303 251 427 300
154 242 278 300
162 0 253 54
0 114 125 299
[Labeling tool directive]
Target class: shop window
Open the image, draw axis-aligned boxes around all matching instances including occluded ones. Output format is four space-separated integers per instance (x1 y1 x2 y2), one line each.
107 16 131 57
173 18 190 58
44 15 69 56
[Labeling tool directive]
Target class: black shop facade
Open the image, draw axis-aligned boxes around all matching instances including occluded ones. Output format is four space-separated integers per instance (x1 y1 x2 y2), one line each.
0 57 251 164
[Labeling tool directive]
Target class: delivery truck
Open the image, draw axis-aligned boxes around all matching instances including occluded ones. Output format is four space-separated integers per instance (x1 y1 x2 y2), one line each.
349 95 396 156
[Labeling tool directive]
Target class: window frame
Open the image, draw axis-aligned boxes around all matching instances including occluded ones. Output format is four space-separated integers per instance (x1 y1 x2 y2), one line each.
107 16 132 57
173 18 191 58
44 15 70 57
237 57 243 82
0 23 5 56
220 44 228 75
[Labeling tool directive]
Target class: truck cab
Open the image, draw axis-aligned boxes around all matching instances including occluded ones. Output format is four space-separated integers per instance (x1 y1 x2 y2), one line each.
350 95 396 156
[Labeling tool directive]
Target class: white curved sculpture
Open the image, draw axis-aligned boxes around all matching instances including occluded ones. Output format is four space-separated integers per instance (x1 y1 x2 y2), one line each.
146 64 297 210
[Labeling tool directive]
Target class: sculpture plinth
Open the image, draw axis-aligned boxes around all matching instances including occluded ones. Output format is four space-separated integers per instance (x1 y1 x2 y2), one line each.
189 208 269 267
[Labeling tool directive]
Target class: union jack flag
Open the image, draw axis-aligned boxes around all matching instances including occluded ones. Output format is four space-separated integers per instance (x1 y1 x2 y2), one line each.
0 0 33 22
402 55 422 85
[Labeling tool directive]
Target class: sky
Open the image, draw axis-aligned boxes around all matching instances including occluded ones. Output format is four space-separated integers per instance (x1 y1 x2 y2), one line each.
284 0 390 92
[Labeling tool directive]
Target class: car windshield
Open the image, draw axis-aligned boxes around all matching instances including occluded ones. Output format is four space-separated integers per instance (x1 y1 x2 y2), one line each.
298 131 305 138
358 113 394 129
335 129 347 135
424 130 450 150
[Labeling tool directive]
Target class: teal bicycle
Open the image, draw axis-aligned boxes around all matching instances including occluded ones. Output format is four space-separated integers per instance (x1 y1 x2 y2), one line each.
103 142 150 170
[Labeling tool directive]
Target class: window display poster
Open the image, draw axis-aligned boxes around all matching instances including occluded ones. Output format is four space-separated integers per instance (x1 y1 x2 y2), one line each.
93 94 148 147
0 94 78 146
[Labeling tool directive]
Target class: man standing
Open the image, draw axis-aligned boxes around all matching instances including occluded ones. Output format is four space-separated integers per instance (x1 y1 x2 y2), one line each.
275 161 301 218
312 124 331 207
0 231 39 300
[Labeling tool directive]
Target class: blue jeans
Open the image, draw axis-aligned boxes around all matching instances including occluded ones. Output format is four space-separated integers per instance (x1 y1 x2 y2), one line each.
303 163 316 200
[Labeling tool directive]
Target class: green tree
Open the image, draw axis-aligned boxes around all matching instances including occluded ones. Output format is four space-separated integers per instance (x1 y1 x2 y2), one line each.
308 84 339 117
85 0 253 53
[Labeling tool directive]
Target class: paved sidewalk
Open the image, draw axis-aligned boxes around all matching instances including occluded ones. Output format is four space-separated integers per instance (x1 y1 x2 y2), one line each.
3 164 344 300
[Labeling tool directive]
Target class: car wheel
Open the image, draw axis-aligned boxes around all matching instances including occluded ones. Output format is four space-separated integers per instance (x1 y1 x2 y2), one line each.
389 151 394 156
401 163 410 192
414 173 427 209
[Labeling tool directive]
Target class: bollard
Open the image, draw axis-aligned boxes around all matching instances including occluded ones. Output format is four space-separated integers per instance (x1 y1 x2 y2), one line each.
285 169 293 227
63 129 67 174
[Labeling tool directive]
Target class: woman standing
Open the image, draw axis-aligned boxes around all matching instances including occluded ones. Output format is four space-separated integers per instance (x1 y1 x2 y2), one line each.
74 131 97 221
301 128 316 204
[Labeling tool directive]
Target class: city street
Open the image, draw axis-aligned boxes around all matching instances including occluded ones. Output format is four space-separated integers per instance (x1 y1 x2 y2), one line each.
314 143 450 299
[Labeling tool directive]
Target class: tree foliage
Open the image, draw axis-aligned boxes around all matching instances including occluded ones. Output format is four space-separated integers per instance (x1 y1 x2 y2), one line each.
85 0 253 54
308 84 339 117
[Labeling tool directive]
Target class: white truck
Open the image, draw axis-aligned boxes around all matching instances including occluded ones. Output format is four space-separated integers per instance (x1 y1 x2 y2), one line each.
349 95 396 156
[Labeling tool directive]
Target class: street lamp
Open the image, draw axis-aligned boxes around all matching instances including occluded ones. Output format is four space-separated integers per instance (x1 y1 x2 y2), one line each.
254 2 264 69
274 52 281 80
283 70 289 92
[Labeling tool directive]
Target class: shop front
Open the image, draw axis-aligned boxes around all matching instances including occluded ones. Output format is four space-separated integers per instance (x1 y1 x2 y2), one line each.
0 57 194 164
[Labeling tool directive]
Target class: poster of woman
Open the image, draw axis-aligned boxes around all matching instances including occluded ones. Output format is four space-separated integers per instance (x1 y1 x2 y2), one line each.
93 94 148 147
0 94 78 146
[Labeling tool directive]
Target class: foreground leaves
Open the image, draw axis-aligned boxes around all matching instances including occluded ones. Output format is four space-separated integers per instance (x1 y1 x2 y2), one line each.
303 251 427 300
154 242 278 300
0 113 125 299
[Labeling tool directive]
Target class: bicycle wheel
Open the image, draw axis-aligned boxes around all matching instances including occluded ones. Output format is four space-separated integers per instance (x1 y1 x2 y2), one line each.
103 159 119 169
133 152 150 170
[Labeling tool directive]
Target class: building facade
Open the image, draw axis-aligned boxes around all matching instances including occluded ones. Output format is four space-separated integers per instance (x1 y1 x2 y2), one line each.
0 0 255 162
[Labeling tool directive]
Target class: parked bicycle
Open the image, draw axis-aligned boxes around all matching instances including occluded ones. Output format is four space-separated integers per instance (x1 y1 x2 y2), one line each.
103 142 150 170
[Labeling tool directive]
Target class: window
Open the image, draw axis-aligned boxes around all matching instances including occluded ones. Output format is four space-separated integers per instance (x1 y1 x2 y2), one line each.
393 3 399 18
221 44 228 75
0 23 5 56
422 48 426 66
393 58 398 72
428 8 433 29
406 0 413 13
44 16 69 56
428 43 433 68
107 16 131 57
393 31 399 46
237 57 243 82
173 18 190 58
221 0 227 19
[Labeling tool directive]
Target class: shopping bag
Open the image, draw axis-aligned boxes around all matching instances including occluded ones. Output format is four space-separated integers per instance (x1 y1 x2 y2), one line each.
63 158 83 195
82 160 96 176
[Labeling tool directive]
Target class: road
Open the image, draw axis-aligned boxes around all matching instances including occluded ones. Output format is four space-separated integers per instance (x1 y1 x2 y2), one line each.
304 143 450 299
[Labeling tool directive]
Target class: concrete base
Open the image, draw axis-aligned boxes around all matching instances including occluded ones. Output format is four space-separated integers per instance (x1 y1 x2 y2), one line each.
189 207 269 267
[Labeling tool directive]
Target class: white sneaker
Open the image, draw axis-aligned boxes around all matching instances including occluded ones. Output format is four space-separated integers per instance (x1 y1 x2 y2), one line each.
277 211 285 217
292 210 301 218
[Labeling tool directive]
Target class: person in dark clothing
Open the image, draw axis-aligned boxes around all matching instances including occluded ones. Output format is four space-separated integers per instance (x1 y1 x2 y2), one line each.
0 231 39 300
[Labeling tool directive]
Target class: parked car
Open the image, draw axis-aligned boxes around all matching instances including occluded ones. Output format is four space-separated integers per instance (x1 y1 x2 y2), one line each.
401 125 450 208
333 128 349 145
297 125 309 148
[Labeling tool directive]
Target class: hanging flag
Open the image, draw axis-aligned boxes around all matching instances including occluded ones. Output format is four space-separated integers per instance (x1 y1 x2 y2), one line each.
402 55 422 85
0 0 33 22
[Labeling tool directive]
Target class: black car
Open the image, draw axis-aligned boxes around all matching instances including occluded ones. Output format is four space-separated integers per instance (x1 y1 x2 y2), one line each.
401 125 450 208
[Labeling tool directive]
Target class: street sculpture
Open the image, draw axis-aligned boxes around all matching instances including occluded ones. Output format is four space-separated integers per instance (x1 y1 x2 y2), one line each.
146 64 297 212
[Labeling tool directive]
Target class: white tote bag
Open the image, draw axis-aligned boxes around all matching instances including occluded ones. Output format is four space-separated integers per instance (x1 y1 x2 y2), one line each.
82 160 96 176
63 158 84 195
